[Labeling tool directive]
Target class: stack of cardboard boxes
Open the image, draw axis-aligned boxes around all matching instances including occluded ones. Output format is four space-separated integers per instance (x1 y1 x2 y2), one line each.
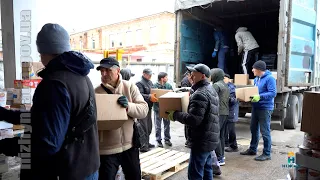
294 91 320 179
233 74 259 102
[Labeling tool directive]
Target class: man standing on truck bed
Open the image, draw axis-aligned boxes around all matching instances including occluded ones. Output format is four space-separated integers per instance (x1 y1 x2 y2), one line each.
240 60 276 161
235 27 259 79
212 27 230 74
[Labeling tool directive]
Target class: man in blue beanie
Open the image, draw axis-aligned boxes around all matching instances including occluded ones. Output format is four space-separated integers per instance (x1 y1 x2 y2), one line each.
240 60 276 161
0 23 100 179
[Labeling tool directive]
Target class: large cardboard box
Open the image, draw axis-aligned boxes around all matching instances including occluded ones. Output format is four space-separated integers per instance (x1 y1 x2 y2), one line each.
21 62 44 80
95 94 128 130
301 91 320 136
12 88 35 104
234 74 249 85
158 92 189 119
151 89 172 99
248 79 255 85
236 87 259 102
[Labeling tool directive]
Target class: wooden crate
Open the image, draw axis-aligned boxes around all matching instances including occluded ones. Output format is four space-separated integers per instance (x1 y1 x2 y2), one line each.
140 148 189 180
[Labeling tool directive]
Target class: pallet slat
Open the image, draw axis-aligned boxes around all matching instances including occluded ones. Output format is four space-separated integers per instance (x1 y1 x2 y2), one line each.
140 148 190 180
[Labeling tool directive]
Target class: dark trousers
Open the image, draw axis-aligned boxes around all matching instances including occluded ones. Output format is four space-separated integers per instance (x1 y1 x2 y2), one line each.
154 111 171 141
225 122 238 149
241 48 259 79
188 149 213 180
215 115 228 160
139 110 152 147
249 109 272 156
99 148 141 180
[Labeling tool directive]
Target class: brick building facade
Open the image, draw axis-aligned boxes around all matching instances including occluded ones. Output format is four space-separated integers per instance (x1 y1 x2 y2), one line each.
70 11 175 63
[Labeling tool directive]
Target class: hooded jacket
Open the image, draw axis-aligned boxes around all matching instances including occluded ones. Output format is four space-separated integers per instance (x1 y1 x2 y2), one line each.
252 70 277 110
30 51 99 179
235 27 259 52
95 75 148 155
211 68 230 116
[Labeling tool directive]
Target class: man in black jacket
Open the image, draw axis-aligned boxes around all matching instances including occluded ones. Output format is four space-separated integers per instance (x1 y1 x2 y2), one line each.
166 64 220 180
136 68 157 152
0 23 100 180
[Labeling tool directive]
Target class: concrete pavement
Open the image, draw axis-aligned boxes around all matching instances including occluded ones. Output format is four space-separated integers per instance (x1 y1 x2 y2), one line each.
147 115 304 180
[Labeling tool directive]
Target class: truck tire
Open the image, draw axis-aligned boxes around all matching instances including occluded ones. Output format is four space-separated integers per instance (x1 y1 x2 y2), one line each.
284 95 299 129
293 93 303 123
239 113 246 117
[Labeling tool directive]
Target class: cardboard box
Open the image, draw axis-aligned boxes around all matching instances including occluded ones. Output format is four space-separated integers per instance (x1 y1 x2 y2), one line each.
21 62 44 80
14 79 41 89
12 88 35 104
296 152 320 171
236 87 259 102
301 92 320 136
151 89 172 99
234 74 249 85
158 92 189 119
249 79 255 85
95 94 128 130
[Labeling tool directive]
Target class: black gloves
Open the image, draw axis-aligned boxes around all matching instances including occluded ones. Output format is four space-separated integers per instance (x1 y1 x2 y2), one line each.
117 95 129 108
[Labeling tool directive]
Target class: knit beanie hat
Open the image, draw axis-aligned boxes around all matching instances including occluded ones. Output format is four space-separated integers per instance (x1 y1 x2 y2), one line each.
36 23 71 54
252 60 266 71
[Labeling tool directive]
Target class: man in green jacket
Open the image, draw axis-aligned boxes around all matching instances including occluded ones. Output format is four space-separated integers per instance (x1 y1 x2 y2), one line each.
154 72 173 147
211 68 230 166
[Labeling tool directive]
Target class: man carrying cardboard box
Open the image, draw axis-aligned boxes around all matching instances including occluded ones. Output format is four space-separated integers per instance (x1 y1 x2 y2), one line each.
95 57 149 180
166 64 220 180
153 72 173 148
240 60 276 161
136 68 158 152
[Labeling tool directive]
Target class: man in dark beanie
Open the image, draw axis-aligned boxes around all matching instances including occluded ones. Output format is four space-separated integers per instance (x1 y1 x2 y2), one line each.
22 23 99 179
240 60 276 161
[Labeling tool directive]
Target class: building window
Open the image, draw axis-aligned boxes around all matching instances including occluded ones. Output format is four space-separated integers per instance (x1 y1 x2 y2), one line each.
149 26 158 44
126 31 133 46
118 33 123 47
109 34 115 48
137 58 142 62
136 29 143 45
92 39 95 49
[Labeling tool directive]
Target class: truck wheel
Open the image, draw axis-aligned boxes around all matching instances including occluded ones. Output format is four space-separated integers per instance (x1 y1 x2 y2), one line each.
293 93 303 123
239 113 246 117
284 95 299 129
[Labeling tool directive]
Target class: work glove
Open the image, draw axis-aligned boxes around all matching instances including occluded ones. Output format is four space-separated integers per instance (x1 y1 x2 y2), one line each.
117 95 129 108
251 95 260 103
150 93 158 103
212 50 217 58
165 111 176 121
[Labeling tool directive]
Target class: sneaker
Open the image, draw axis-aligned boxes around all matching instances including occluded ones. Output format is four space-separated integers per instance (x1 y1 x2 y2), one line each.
157 141 163 148
225 147 239 152
212 165 221 176
240 149 257 156
165 140 172 146
140 147 150 153
148 143 155 148
254 154 271 161
218 158 225 166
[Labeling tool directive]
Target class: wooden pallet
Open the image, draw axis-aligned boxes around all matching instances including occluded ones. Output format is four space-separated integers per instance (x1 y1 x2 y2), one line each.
139 148 189 180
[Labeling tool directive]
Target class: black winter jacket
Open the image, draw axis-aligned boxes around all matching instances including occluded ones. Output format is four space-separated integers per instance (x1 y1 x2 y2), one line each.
136 76 154 109
174 80 220 152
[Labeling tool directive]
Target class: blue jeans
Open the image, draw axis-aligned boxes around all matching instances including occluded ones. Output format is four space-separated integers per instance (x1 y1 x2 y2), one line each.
249 109 272 156
218 48 228 73
154 111 171 141
188 150 213 180
86 171 98 180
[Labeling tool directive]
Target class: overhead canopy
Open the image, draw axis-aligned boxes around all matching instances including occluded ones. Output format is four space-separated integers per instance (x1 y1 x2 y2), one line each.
174 0 245 12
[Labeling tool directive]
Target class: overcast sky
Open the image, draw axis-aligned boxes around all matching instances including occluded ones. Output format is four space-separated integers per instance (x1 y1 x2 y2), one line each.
37 0 175 33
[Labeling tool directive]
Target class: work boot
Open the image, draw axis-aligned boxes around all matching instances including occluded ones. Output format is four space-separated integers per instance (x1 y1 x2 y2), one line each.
225 147 239 152
157 141 163 148
212 165 222 176
165 140 172 147
240 149 257 156
148 143 155 148
254 154 271 161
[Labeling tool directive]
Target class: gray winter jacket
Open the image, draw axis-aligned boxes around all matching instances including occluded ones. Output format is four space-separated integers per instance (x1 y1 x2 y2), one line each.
235 27 259 53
